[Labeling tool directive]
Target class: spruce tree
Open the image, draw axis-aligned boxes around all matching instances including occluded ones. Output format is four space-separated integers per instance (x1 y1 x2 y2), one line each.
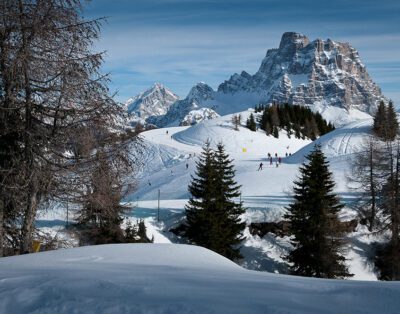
284 145 352 278
184 142 245 260
246 113 257 131
386 101 399 141
374 101 387 140
184 142 216 248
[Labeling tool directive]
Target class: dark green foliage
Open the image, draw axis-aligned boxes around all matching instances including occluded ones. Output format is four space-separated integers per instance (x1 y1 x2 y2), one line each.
374 101 399 141
258 103 334 139
125 220 154 243
272 126 279 138
284 145 352 278
375 241 400 280
184 142 245 261
246 113 257 131
386 102 399 141
373 101 387 139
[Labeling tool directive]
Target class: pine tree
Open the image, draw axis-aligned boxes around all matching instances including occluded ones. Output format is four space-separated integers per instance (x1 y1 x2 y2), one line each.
284 145 352 278
386 101 399 141
184 142 245 260
374 101 387 140
246 113 257 131
272 126 279 138
184 142 216 248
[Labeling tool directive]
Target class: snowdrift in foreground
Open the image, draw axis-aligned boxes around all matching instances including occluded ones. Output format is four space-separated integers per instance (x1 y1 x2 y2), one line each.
1 244 399 314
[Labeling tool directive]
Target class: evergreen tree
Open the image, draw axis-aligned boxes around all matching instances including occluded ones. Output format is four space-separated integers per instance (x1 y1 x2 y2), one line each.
386 101 399 141
184 142 245 260
272 126 279 138
284 145 352 278
374 101 387 140
246 113 257 131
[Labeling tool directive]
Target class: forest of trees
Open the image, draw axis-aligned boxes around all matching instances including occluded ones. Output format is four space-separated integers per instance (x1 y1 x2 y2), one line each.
0 0 146 257
253 103 335 140
349 100 400 280
184 142 245 261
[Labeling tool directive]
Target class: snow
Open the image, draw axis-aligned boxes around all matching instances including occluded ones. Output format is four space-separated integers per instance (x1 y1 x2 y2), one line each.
1 244 399 314
122 112 382 280
34 110 384 283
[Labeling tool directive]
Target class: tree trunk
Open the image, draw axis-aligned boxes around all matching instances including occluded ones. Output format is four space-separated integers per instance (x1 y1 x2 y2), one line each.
20 180 39 254
0 201 4 257
369 142 376 231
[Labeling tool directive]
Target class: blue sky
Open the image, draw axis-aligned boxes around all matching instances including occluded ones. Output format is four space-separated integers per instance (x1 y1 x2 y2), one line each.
85 0 400 104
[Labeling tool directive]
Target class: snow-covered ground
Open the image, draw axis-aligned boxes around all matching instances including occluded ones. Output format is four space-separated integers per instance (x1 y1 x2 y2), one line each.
35 110 380 280
1 244 399 314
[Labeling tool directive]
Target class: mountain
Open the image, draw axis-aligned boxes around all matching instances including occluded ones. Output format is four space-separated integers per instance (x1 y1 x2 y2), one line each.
125 83 179 125
127 32 386 128
148 82 216 127
214 32 385 124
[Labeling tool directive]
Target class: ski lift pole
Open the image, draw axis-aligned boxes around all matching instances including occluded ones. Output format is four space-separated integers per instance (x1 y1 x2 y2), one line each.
66 203 69 228
157 189 160 222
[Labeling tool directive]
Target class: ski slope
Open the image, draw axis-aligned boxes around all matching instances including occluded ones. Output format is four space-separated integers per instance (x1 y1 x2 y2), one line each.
1 244 399 314
36 111 378 280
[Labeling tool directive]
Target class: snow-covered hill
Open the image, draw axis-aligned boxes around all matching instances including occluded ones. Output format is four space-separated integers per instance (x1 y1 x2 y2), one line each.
115 110 382 279
34 109 380 281
1 244 399 314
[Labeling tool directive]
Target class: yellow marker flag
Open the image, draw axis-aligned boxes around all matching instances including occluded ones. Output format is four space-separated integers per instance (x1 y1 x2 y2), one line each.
32 240 41 253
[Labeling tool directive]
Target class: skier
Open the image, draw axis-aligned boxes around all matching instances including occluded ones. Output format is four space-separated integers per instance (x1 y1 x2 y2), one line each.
278 157 282 164
258 163 263 171
186 163 189 170
166 130 169 135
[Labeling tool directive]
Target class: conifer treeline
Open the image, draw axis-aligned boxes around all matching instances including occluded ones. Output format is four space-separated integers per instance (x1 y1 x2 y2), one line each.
373 101 399 141
253 104 334 140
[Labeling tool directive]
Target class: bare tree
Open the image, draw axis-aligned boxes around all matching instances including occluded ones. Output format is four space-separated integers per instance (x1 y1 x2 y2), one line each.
348 136 387 231
0 0 138 255
231 114 242 131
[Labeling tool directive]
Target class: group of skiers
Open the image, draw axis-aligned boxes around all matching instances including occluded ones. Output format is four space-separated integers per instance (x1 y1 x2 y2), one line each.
257 152 284 171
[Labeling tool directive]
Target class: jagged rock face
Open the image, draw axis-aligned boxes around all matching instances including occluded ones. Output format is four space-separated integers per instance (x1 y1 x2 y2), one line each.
218 32 385 115
127 32 386 128
125 83 179 122
149 82 215 127
179 108 220 126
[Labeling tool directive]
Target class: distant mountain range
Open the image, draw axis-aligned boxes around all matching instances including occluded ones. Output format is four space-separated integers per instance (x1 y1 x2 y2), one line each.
125 32 386 127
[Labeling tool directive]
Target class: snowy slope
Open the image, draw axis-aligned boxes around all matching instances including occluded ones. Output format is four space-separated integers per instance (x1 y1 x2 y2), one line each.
35 111 379 280
1 244 399 314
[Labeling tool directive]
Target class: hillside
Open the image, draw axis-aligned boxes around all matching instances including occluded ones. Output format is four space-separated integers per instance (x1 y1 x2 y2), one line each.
35 110 379 280
1 244 399 314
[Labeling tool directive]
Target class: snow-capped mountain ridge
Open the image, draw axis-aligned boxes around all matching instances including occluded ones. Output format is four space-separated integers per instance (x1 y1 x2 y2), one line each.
125 83 179 124
126 32 386 127
217 32 384 115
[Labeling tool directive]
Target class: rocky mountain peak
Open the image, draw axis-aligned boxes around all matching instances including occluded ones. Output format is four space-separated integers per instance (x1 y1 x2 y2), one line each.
125 83 179 123
187 82 214 103
279 32 310 52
